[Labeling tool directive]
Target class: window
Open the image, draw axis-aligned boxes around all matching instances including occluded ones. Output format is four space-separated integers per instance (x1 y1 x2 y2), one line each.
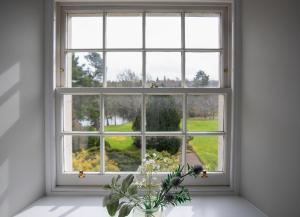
54 4 232 187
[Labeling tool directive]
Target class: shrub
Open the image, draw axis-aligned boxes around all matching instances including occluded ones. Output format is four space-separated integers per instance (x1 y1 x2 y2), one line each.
132 96 181 154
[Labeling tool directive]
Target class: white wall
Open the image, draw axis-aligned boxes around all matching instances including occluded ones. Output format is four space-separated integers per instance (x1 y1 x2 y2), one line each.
241 0 300 216
0 0 45 216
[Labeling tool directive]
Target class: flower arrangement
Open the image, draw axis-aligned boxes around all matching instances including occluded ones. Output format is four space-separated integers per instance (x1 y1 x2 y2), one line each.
103 154 206 217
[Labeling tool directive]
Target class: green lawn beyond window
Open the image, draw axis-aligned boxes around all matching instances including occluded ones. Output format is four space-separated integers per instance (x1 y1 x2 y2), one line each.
103 118 219 171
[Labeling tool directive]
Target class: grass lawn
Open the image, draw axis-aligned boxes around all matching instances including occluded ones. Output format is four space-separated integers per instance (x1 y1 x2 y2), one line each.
104 118 219 171
105 136 137 151
188 135 218 171
105 122 133 132
186 118 218 131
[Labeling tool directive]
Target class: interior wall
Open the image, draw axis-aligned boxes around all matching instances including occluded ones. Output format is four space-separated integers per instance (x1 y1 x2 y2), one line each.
0 0 45 216
240 0 300 216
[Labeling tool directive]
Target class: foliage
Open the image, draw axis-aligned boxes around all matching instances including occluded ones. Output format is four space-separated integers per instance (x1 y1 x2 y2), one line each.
144 150 179 172
72 148 119 172
114 69 142 87
132 96 181 154
72 53 104 87
193 70 209 86
102 164 204 217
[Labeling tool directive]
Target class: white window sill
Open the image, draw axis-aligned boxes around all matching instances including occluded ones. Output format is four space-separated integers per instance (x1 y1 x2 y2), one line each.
15 196 267 217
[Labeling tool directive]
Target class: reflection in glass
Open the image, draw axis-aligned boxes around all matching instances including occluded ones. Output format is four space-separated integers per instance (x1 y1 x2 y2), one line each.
106 52 142 87
146 95 182 131
63 95 100 131
146 13 181 48
146 136 181 172
69 52 104 87
106 13 142 48
70 16 102 49
146 52 181 87
187 95 223 131
64 135 100 172
186 135 222 171
104 95 142 132
185 52 220 87
105 136 141 172
185 14 220 48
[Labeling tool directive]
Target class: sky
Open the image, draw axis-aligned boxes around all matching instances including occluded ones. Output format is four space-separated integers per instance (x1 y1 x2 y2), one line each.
70 14 220 83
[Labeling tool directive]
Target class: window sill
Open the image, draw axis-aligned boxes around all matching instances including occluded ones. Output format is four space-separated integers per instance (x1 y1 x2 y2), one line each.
15 196 267 217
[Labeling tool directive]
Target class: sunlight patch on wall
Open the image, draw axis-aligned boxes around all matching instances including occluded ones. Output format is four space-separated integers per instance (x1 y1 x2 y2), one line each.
0 63 19 97
0 91 20 137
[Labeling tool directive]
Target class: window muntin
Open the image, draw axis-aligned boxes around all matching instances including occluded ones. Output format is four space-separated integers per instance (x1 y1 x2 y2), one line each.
57 7 231 186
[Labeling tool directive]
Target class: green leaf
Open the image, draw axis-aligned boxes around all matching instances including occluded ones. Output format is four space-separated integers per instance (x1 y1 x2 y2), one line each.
127 185 138 195
121 175 134 192
103 193 122 207
106 200 119 216
116 175 121 183
118 204 134 217
102 195 110 207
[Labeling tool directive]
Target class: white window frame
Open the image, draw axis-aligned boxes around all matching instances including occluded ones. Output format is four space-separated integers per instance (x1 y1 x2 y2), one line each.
45 0 239 195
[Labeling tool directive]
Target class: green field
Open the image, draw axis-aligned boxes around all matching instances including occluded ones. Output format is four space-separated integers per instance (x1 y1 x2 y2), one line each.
104 118 219 171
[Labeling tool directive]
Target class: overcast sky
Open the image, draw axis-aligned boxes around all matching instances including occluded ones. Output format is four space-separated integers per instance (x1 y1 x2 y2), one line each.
70 14 220 82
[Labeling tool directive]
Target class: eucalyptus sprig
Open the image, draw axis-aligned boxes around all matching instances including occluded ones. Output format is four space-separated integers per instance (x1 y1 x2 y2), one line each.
102 164 205 217
103 174 142 217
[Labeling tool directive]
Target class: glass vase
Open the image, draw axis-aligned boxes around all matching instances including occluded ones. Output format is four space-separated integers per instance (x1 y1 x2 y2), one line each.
132 206 163 217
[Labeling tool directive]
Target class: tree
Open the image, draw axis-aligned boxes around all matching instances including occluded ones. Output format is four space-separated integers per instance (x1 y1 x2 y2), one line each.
132 96 181 154
116 69 141 87
72 53 104 129
193 70 209 86
72 53 104 87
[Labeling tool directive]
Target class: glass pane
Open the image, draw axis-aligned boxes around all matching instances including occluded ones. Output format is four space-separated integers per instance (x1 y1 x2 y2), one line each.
146 136 182 172
185 14 220 48
186 135 223 171
185 52 220 87
64 135 100 172
187 95 224 131
146 52 181 87
146 95 182 131
104 95 142 132
105 136 141 172
63 95 100 131
106 13 142 48
68 52 104 87
106 52 142 87
146 13 181 48
69 16 102 49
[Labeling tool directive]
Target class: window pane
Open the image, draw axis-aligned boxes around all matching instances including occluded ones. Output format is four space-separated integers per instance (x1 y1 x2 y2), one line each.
185 52 220 87
68 52 104 87
63 95 100 131
185 14 220 48
146 136 182 172
106 13 142 48
104 95 142 132
105 136 141 172
146 52 181 87
146 95 182 131
64 135 100 172
186 135 223 171
146 13 181 48
69 16 102 49
106 52 142 87
187 95 224 131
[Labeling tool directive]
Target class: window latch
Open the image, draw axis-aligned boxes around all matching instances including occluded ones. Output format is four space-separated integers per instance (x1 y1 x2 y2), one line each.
78 170 86 179
201 170 208 178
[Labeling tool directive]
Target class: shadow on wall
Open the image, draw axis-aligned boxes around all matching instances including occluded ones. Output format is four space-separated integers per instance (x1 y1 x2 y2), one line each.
0 63 20 216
